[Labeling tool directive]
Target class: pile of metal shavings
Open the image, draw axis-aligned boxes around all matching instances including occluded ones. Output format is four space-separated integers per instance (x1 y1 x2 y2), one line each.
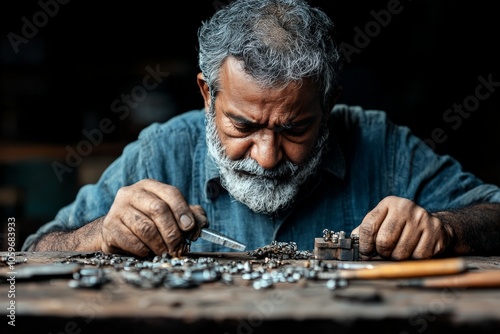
60 249 347 291
247 241 313 260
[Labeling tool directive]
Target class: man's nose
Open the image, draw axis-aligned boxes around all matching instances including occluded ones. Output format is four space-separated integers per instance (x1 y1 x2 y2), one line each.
250 129 282 169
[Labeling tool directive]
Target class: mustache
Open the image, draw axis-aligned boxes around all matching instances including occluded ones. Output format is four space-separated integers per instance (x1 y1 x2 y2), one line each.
230 157 299 179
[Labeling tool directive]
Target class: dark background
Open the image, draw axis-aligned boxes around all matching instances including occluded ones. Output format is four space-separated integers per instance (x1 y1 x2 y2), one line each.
1 0 499 248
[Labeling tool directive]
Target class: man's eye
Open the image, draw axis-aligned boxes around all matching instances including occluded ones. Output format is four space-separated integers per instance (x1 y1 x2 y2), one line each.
285 128 308 137
234 125 255 133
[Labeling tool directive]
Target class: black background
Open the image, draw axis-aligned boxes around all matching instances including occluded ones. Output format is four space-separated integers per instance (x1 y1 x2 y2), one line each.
1 0 499 245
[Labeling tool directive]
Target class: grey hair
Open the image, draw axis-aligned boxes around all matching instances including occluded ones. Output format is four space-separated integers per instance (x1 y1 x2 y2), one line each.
197 0 343 111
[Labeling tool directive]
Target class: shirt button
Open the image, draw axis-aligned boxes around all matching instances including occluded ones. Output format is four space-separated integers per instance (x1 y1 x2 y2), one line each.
206 180 220 199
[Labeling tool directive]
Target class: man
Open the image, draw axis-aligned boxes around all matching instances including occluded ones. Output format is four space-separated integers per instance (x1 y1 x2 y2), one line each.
22 0 500 260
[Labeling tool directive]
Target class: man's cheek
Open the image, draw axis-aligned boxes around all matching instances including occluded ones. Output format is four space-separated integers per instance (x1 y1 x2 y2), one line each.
222 139 252 161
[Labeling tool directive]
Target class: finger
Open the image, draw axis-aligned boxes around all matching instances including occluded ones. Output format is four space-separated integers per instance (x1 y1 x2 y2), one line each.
145 182 195 255
389 223 422 260
358 204 389 257
352 225 380 260
411 218 448 259
410 231 436 259
121 207 170 255
147 181 196 231
124 180 191 255
374 213 407 259
113 184 173 254
101 216 151 257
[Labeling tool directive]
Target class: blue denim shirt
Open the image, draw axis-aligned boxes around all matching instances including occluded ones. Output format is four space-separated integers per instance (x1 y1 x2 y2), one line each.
22 104 500 252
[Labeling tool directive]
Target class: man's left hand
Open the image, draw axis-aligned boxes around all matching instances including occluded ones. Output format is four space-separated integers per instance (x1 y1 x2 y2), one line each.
351 196 452 260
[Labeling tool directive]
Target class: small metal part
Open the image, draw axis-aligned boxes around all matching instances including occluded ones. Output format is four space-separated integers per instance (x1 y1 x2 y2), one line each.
164 274 200 289
326 278 349 290
69 267 110 289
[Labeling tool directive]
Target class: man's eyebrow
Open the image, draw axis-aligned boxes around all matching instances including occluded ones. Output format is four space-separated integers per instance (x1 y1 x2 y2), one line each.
224 111 316 129
285 117 315 128
225 112 259 126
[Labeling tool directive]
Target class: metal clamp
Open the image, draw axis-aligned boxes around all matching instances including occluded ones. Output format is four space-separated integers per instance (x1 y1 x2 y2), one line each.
313 229 359 261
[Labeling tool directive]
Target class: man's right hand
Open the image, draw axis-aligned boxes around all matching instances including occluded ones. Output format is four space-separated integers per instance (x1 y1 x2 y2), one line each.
96 179 203 257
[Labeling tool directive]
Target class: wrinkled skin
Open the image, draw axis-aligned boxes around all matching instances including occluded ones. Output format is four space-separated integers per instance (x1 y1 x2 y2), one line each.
99 179 207 257
351 196 451 260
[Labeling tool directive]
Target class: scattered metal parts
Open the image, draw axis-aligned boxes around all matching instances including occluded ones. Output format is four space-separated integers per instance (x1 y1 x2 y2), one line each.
314 229 360 261
17 241 368 291
69 267 110 289
326 278 349 290
247 241 313 260
164 274 201 290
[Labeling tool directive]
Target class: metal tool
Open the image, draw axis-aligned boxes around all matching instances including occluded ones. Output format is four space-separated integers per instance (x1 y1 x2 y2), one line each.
197 227 246 251
187 216 246 251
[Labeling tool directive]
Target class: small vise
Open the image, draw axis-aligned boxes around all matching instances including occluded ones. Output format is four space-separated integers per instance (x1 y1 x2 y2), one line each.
313 229 359 261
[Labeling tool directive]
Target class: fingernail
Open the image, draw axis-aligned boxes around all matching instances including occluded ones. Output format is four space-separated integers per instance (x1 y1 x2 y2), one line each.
180 214 193 229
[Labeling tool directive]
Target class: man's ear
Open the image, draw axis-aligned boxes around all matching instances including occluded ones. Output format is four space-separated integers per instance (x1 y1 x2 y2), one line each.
197 73 211 112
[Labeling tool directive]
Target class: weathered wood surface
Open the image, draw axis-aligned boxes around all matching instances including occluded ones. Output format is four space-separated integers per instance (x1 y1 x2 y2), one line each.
2 251 500 334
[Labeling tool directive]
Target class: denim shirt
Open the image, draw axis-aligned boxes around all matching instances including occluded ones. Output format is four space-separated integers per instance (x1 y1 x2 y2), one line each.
22 104 500 252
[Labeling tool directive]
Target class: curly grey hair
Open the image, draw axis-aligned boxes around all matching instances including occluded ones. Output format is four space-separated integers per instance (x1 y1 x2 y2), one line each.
197 0 343 111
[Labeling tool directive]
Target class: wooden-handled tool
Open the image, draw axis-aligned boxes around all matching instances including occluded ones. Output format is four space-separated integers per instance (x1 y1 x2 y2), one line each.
399 270 500 288
318 257 467 280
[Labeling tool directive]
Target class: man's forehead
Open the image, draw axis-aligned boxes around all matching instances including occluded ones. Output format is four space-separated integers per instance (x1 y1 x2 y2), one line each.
217 57 321 116
219 57 317 91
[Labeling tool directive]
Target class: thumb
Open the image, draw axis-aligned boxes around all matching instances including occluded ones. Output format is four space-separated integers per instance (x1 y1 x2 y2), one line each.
185 205 209 241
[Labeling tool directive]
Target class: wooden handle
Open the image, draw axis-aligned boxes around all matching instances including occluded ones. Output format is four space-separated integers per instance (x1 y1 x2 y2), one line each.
342 257 467 280
419 270 500 288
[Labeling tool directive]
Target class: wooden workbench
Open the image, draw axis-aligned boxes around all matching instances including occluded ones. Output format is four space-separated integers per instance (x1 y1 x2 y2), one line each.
2 251 500 334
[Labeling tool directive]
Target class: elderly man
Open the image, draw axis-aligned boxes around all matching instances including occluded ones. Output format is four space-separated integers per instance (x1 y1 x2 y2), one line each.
22 0 500 260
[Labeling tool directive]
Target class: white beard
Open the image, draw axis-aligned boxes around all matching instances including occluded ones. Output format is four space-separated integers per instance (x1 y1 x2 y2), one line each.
205 103 329 215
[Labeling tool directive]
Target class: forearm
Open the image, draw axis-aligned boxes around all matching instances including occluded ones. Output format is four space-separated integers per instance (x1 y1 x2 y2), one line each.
30 217 104 252
433 203 500 256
